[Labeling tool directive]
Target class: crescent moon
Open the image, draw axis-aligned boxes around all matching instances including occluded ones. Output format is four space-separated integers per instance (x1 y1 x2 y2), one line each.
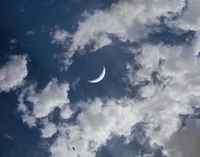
87 66 106 83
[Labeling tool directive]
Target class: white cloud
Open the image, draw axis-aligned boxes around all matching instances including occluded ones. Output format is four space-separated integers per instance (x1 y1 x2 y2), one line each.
50 29 73 69
60 105 73 120
126 31 200 153
170 0 200 31
57 0 186 69
16 1 200 156
29 80 70 118
18 84 37 127
50 89 191 157
0 55 28 92
50 29 71 46
51 98 143 157
21 113 37 127
46 1 200 156
18 79 71 127
40 119 57 138
47 30 200 157
70 0 185 51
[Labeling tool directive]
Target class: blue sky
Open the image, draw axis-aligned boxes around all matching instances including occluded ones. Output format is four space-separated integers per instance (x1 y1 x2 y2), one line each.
1 0 200 157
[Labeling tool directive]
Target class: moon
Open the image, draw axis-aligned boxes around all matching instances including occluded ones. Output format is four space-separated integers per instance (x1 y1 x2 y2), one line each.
87 66 106 83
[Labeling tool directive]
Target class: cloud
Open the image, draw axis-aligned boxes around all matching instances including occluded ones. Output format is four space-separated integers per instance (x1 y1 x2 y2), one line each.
50 98 143 157
126 31 200 151
28 79 70 118
50 29 71 46
0 55 28 92
164 118 200 157
18 79 71 127
49 88 189 157
16 1 200 156
170 0 200 31
40 119 57 138
48 31 200 157
70 0 185 51
17 31 200 156
60 105 73 120
56 0 186 69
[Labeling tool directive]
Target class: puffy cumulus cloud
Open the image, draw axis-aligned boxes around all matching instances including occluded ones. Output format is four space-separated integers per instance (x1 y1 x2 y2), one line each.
164 118 200 157
49 87 191 157
70 0 185 52
40 119 57 138
28 79 70 118
134 32 200 93
18 79 72 128
58 0 186 68
0 55 28 92
49 83 192 157
125 31 200 151
60 105 73 120
50 98 143 157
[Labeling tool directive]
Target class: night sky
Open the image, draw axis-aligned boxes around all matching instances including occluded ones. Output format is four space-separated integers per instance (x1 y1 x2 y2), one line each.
0 0 200 157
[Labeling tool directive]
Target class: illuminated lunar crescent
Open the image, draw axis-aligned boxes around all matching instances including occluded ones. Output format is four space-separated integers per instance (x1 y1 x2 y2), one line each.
87 66 106 83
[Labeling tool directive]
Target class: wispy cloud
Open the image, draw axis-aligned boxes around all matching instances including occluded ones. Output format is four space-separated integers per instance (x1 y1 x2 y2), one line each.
26 30 36 36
